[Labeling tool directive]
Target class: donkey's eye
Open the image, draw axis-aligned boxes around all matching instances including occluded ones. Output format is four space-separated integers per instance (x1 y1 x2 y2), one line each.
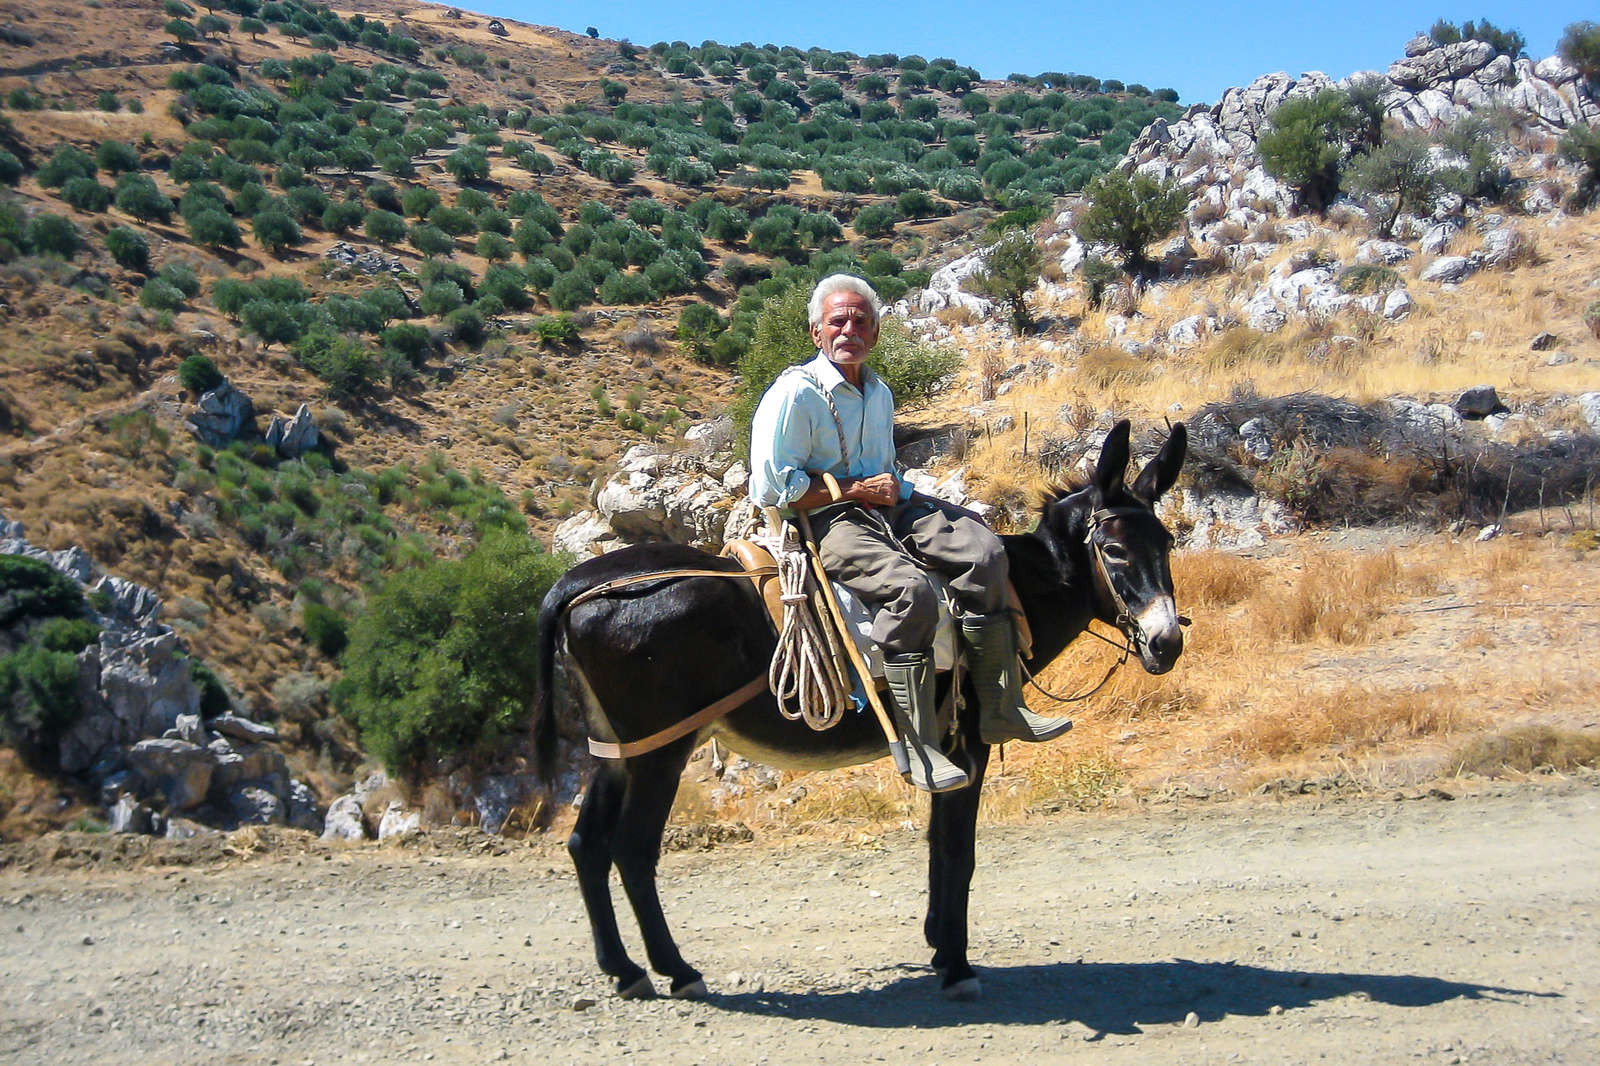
1099 544 1129 563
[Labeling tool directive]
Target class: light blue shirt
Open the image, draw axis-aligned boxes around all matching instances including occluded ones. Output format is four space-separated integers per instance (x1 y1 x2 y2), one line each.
748 352 912 510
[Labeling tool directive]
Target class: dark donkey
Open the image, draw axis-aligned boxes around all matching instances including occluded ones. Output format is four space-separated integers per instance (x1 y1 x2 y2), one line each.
532 420 1187 1001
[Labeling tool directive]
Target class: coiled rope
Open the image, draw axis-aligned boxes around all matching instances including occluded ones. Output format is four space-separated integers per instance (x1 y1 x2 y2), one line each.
767 540 853 731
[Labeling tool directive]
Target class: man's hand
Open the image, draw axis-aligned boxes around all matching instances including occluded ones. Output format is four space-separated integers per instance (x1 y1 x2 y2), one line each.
844 472 899 507
792 471 899 512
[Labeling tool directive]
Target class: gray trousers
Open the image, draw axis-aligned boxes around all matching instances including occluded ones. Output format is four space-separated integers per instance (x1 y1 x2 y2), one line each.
809 494 1008 657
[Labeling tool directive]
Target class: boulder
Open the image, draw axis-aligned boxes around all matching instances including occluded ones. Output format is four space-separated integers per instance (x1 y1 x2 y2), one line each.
211 714 279 743
263 404 319 458
1454 385 1505 419
1419 256 1476 284
1529 332 1559 351
1355 240 1413 265
228 784 286 826
109 794 156 835
285 779 323 833
126 738 213 811
1382 289 1415 321
185 381 255 447
377 800 421 841
321 794 366 841
1576 393 1600 434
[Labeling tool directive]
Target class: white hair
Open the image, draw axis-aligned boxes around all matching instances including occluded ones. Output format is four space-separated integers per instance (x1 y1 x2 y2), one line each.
807 274 882 329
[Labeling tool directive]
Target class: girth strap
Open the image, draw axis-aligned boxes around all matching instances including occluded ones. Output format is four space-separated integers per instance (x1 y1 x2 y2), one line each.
587 673 769 760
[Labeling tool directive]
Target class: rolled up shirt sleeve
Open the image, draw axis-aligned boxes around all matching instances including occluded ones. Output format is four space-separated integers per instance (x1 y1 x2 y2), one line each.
748 375 816 509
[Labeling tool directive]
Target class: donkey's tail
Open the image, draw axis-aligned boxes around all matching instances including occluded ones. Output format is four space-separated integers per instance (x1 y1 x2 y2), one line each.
531 582 569 786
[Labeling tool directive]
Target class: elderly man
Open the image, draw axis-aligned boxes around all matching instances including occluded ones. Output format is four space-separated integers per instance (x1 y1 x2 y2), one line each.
748 274 1070 793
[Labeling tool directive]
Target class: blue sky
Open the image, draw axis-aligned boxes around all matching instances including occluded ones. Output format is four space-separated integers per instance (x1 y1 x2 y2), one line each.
480 1 1592 105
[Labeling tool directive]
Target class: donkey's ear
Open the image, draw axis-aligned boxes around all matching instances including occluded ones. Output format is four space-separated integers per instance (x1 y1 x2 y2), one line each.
1093 420 1132 500
1131 422 1187 503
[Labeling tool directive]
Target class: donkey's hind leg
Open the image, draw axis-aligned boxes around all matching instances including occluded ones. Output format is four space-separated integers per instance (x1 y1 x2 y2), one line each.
612 738 707 999
568 762 653 998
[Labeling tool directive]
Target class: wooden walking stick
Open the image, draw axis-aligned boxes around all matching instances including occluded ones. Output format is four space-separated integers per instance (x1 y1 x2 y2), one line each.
792 474 912 780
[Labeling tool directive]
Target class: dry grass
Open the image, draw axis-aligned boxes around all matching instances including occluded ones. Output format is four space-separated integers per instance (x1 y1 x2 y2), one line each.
1448 725 1600 777
1221 684 1482 761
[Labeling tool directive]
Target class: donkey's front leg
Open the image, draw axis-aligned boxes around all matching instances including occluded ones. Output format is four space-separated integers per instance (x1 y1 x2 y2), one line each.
925 741 989 1000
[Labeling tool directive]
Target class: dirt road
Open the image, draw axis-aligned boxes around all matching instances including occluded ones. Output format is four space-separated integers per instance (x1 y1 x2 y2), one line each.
2 776 1597 1065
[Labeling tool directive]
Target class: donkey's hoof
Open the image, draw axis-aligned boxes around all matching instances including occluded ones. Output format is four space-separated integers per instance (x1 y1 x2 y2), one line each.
942 976 983 1002
670 978 708 1000
618 974 656 1000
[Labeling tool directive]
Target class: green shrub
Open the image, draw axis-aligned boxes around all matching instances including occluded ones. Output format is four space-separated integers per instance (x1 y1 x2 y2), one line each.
25 213 82 257
0 149 21 187
676 302 727 363
1258 89 1361 212
338 530 567 776
105 226 150 271
189 659 232 717
95 140 141 175
1559 21 1600 82
113 173 173 222
0 645 83 757
178 353 224 394
532 314 579 347
139 277 186 311
60 177 111 213
1076 169 1187 273
964 227 1043 333
301 602 348 656
0 554 86 626
37 145 97 188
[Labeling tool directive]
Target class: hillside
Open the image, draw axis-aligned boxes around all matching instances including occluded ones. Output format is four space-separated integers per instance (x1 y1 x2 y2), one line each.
1 3 1598 840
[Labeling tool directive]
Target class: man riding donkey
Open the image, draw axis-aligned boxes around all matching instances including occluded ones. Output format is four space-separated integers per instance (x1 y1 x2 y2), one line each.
748 274 1072 793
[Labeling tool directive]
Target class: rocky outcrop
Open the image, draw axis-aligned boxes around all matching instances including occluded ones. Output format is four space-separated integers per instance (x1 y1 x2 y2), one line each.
185 381 255 447
263 403 319 459
0 515 322 836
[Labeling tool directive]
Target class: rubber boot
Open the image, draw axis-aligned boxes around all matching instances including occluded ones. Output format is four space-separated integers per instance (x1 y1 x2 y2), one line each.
961 612 1074 745
883 652 969 793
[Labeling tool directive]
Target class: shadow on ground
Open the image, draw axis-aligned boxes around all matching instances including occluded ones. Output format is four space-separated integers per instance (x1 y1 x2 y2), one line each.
705 959 1548 1036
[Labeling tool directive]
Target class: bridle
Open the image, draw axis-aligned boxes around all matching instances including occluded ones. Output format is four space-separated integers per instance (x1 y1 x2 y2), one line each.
1023 503 1182 705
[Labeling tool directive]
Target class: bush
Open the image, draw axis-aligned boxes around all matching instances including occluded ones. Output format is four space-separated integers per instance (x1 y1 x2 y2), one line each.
1560 123 1600 209
1259 89 1361 212
0 554 86 626
26 213 82 258
338 531 567 776
0 149 21 187
113 173 173 222
95 140 141 175
1344 130 1456 236
139 277 186 311
363 208 407 244
1427 18 1525 58
178 353 224 394
676 301 727 363
1076 169 1187 273
852 203 898 238
964 227 1043 333
1560 21 1600 82
0 645 83 757
59 176 111 213
380 322 432 366
187 208 243 248
301 602 348 656
37 145 97 188
105 226 150 271
548 270 594 311
252 208 301 253
293 326 377 398
532 313 580 347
